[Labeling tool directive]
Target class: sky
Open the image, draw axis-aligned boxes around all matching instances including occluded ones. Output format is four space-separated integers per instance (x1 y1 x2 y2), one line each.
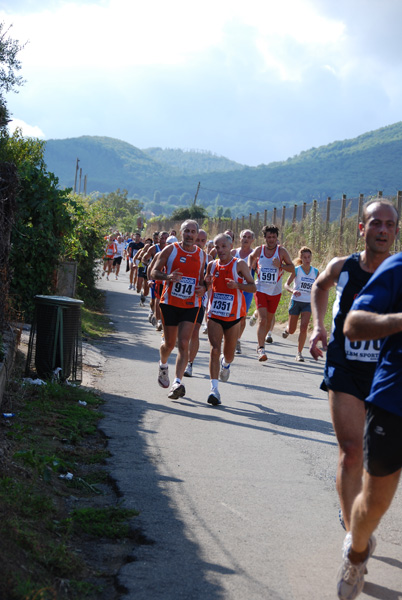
1 0 402 166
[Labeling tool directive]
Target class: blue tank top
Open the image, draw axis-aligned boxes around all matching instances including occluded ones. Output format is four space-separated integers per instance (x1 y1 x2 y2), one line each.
326 253 380 375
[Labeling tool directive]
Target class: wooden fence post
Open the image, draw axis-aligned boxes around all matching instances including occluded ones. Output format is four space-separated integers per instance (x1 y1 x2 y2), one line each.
311 199 317 249
241 215 245 231
264 209 267 227
273 208 277 226
397 191 402 252
325 197 331 232
378 190 383 197
235 217 239 236
356 194 364 248
302 203 307 220
249 213 252 229
339 194 346 252
256 212 260 235
292 204 297 229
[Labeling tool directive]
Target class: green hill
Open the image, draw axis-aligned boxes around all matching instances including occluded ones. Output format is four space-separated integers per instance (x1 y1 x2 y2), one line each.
43 122 402 217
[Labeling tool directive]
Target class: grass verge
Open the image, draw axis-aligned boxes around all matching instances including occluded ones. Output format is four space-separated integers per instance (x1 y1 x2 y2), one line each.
0 297 140 600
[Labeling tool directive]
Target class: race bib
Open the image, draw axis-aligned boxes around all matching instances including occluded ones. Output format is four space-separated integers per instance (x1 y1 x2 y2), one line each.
345 338 381 362
260 267 277 284
171 276 196 299
300 277 314 292
211 292 234 317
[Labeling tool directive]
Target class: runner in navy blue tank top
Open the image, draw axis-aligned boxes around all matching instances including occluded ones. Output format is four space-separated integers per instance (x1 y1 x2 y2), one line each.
309 199 399 533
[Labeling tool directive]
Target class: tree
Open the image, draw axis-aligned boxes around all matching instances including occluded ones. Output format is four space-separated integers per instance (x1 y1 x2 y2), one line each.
5 131 76 320
0 22 25 130
171 205 208 221
96 189 143 231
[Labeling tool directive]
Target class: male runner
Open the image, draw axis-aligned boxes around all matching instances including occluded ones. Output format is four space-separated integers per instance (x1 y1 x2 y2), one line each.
127 232 144 290
336 252 402 599
231 229 255 354
143 231 169 329
248 225 294 361
309 199 399 532
183 228 209 377
149 220 206 399
206 233 256 405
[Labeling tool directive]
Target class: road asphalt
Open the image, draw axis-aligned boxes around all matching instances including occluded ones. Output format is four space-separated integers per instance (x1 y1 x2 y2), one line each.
92 271 402 600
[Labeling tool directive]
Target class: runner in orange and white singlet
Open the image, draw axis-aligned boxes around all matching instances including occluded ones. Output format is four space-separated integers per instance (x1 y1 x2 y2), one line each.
149 220 206 400
205 233 256 406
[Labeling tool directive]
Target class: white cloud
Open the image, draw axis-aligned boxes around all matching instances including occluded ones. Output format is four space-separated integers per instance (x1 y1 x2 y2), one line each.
8 118 45 138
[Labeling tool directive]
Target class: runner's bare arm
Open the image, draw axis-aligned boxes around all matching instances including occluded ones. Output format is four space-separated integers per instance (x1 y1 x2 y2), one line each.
248 247 260 271
344 310 402 341
229 260 256 292
309 256 347 360
276 247 295 274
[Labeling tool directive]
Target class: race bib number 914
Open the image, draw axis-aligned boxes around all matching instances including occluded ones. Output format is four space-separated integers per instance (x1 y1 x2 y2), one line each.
171 276 196 299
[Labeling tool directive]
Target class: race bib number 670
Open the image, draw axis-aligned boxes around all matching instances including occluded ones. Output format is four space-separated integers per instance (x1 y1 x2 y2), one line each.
171 276 196 299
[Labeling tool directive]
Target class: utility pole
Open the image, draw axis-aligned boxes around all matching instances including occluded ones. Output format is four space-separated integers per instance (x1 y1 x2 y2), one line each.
193 181 200 205
78 167 82 194
73 158 80 193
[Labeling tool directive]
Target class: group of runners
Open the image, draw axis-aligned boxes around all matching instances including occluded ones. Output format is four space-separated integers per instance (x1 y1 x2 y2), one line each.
102 198 402 599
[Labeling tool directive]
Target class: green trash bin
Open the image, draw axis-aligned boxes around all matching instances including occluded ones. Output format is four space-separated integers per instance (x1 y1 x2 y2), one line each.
26 295 84 383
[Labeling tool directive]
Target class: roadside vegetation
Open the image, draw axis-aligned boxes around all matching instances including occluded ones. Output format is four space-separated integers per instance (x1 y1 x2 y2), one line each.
0 301 145 600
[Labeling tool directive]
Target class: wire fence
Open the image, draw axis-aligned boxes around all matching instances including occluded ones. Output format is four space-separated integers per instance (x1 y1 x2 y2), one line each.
149 191 402 263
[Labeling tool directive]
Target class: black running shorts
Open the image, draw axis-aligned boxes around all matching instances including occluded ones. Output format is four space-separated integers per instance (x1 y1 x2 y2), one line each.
364 403 402 477
160 303 203 327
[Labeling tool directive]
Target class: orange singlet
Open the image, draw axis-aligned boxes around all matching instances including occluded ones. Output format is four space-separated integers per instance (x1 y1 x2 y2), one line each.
160 242 205 308
207 257 246 321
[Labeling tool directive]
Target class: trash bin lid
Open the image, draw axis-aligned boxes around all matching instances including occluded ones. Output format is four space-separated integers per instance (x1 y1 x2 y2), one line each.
34 295 84 306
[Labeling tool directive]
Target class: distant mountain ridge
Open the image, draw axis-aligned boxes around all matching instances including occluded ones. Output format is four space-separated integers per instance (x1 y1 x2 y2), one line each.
43 122 402 217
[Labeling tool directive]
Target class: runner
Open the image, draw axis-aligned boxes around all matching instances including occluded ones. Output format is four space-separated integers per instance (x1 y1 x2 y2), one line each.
206 233 256 406
231 229 255 354
142 231 169 328
127 232 144 290
183 229 210 377
248 225 294 361
102 234 117 280
282 246 319 362
309 199 399 533
336 251 402 599
112 235 125 279
149 220 206 400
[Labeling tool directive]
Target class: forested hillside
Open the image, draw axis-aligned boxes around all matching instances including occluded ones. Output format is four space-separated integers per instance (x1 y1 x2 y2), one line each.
44 122 402 218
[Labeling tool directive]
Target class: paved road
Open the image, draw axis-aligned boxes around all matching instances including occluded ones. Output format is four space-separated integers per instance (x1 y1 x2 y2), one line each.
95 273 402 600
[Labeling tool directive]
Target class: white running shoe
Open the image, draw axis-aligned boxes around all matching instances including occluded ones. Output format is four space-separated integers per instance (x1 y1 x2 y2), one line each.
219 355 231 382
235 340 241 354
106 275 109 280
257 347 267 362
202 324 208 334
167 382 186 399
249 314 257 326
148 311 153 323
156 320 163 331
266 332 273 343
151 315 157 327
207 390 221 406
128 284 133 290
337 534 376 600
157 366 170 389
183 363 193 377
282 329 289 338
296 352 305 362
